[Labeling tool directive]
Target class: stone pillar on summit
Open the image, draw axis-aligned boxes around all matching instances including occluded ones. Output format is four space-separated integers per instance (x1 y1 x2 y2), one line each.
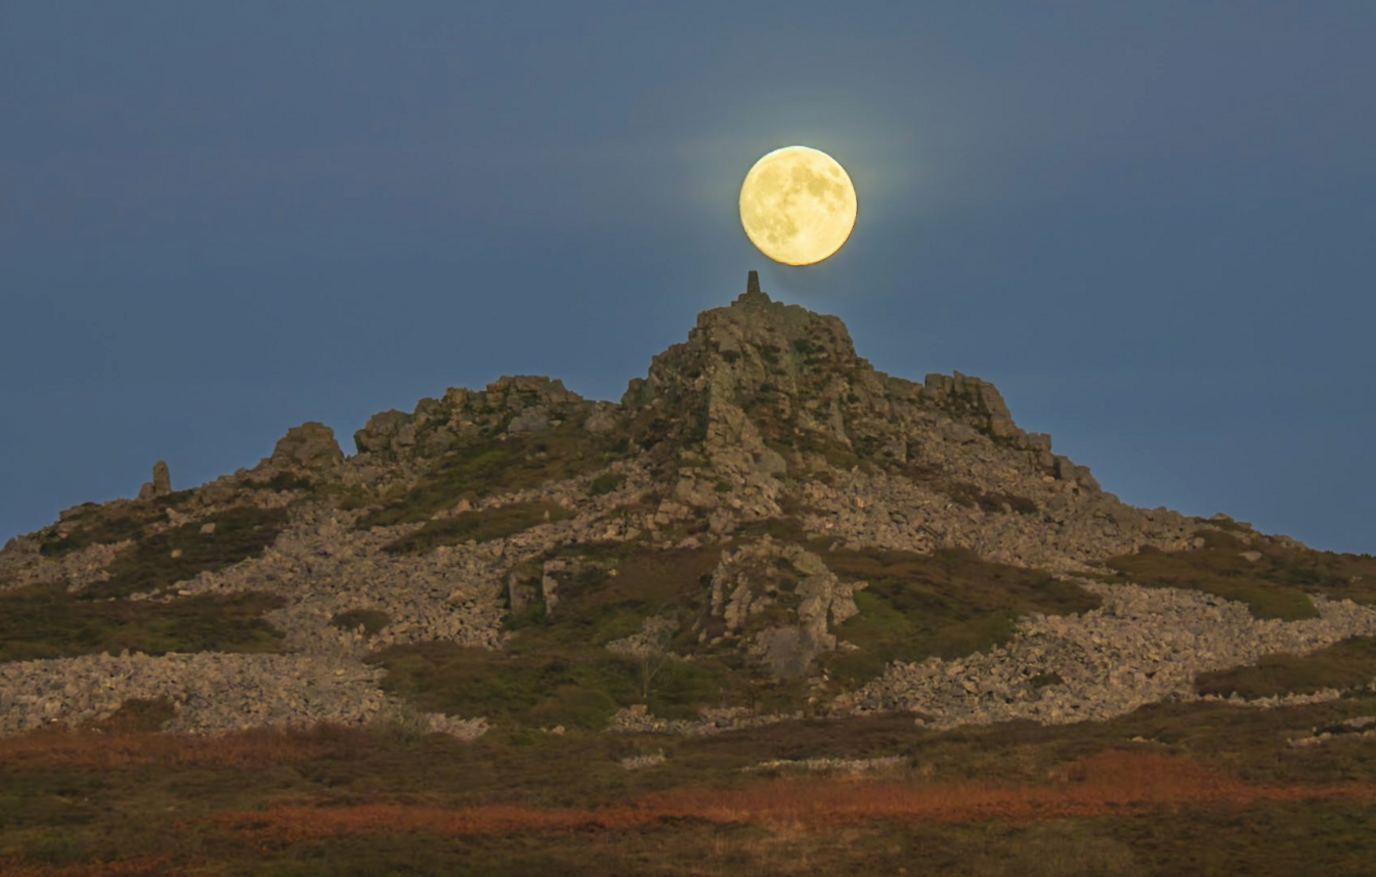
138 460 172 500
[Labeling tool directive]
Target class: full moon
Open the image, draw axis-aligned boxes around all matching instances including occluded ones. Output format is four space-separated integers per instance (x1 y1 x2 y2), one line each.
739 146 857 266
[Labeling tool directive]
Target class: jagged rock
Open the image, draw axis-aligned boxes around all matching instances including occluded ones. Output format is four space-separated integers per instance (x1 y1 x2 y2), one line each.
584 405 619 434
541 559 563 613
271 422 344 470
704 537 864 676
921 372 1019 441
509 406 551 434
354 409 411 457
487 374 580 408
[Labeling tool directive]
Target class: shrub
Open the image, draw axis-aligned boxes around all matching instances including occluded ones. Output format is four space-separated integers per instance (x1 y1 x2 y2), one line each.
331 609 392 636
588 472 625 496
1195 636 1376 699
359 427 616 528
0 584 286 661
1101 532 1323 620
84 506 289 600
382 502 575 554
37 492 195 557
816 545 1099 684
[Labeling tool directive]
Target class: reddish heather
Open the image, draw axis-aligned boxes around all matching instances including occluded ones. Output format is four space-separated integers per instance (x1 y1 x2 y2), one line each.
204 750 1376 841
0 724 366 769
0 857 174 877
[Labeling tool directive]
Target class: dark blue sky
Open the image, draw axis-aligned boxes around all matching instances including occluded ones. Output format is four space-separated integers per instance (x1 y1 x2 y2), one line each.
3 3 1373 552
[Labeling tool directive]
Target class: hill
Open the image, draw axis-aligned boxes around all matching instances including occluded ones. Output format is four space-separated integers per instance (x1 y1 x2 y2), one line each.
3 272 1375 738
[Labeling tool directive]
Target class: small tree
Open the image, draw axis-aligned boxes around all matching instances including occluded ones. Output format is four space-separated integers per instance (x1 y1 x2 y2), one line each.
608 616 678 703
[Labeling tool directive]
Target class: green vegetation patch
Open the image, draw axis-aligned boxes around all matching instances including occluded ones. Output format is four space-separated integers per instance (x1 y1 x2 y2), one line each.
369 642 731 729
502 544 722 659
0 583 286 661
83 697 177 733
370 543 772 728
358 427 617 528
330 609 392 636
37 492 196 558
814 545 1100 684
1098 530 1376 620
1195 636 1376 699
382 502 575 554
84 507 289 600
588 471 625 496
240 472 315 492
733 516 808 543
943 481 1039 516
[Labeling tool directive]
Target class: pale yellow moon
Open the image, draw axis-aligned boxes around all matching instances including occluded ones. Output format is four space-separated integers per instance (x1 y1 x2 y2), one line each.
739 146 857 265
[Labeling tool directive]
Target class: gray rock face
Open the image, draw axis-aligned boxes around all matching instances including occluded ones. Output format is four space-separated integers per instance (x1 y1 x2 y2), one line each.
703 537 863 677
584 405 619 434
508 406 551 434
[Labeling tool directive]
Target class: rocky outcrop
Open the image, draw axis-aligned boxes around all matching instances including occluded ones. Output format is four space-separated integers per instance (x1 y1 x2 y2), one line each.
702 537 863 677
352 375 594 461
270 422 344 470
137 460 172 500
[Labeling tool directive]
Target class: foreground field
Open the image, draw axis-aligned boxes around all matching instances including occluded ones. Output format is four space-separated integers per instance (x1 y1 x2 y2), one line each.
6 694 1376 876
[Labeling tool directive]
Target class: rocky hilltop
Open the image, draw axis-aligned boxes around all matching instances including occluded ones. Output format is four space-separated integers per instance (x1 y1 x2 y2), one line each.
3 272 1373 737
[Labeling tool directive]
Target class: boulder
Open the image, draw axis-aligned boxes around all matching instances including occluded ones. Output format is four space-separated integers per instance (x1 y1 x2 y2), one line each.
508 407 551 434
271 422 344 470
353 410 411 456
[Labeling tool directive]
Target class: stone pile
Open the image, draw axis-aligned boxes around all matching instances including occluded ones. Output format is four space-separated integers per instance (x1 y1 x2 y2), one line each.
745 755 906 773
0 651 389 735
838 580 1376 728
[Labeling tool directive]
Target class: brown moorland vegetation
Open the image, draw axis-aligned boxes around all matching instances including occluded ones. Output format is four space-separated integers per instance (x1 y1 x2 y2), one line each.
203 750 1376 842
9 699 1376 875
0 584 286 662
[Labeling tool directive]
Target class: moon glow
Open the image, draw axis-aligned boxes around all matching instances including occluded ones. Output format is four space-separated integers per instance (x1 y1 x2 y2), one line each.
739 146 857 266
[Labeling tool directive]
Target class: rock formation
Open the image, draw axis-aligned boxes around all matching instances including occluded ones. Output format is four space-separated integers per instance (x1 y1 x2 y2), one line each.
137 460 173 500
270 422 344 471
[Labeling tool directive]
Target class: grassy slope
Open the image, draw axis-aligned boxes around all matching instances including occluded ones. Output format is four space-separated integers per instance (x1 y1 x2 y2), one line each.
814 544 1100 684
1196 636 1376 699
0 584 286 661
1100 529 1376 621
356 428 619 528
85 506 289 600
382 501 576 554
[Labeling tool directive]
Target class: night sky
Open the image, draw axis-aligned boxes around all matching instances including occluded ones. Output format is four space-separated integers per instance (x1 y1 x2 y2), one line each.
3 3 1373 552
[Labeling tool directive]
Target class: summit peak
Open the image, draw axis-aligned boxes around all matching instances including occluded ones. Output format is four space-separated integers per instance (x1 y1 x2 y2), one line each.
733 270 771 306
